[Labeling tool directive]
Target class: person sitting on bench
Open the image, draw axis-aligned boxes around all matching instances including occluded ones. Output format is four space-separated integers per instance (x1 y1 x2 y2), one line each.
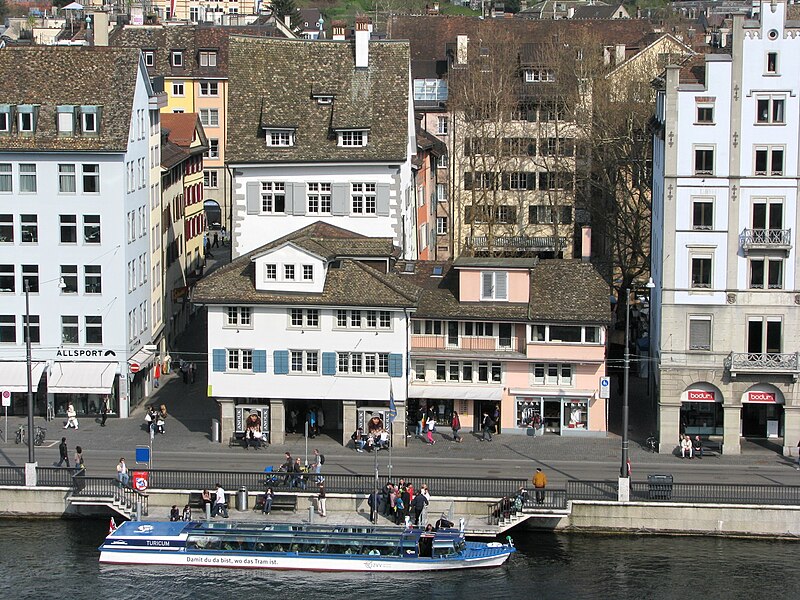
692 435 703 459
680 434 693 459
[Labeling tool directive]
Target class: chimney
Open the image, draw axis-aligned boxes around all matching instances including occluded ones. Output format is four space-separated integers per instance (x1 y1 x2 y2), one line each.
615 44 626 64
567 7 575 18
92 12 109 47
332 19 346 41
355 16 370 68
456 34 468 65
581 226 592 262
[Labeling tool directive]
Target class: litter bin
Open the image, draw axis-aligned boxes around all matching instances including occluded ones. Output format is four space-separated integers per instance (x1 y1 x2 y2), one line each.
647 474 673 500
236 486 249 511
211 419 220 443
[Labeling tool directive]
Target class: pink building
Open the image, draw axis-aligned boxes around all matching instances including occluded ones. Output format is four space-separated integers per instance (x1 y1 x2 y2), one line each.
404 257 610 436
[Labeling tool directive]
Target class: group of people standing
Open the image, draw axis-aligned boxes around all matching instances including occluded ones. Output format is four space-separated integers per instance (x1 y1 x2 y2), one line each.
369 480 431 526
144 404 168 436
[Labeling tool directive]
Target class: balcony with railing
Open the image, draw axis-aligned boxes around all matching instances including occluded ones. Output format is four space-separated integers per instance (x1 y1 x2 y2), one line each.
740 228 792 255
465 235 567 252
724 351 800 379
411 334 519 353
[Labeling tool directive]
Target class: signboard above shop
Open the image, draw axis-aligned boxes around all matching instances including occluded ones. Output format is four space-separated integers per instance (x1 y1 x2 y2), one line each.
686 390 716 402
745 391 777 403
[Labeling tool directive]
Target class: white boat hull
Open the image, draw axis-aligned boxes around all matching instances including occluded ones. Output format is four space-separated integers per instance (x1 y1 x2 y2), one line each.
99 549 511 572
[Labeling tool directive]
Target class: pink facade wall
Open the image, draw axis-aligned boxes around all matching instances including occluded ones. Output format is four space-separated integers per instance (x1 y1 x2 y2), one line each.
458 269 530 303
526 342 605 362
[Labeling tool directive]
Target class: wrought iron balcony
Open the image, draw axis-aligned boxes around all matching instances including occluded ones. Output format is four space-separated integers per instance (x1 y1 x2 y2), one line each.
724 351 800 380
466 235 567 252
740 228 792 255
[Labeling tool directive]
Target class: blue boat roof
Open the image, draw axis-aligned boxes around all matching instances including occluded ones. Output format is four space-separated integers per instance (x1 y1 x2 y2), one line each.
112 521 189 538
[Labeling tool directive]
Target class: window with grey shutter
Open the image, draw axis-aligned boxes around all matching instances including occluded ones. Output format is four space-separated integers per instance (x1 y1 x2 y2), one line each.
689 317 712 351
482 272 493 298
291 182 306 215
376 183 390 216
246 181 260 214
495 271 508 299
331 182 348 215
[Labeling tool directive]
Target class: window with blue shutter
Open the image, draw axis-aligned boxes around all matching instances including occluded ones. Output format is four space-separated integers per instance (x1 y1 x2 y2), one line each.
388 353 403 378
212 349 226 372
322 352 336 375
253 350 267 373
274 350 289 374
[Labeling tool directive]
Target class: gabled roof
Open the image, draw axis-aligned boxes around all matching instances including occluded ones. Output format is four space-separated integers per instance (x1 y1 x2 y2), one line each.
0 46 144 152
226 36 411 164
193 223 419 307
528 260 611 323
387 14 654 64
572 5 626 19
161 112 208 154
109 23 282 79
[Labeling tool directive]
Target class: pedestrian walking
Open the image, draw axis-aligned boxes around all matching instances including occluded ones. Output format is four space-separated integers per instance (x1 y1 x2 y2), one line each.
317 483 327 517
154 362 161 388
533 468 547 504
73 446 86 492
425 418 436 444
481 412 494 441
451 411 462 443
368 489 380 523
180 359 188 384
532 413 542 437
55 437 70 467
221 226 227 246
212 483 229 518
317 407 325 434
419 484 431 526
116 458 129 487
492 403 501 435
156 404 167 434
64 402 79 429
190 362 196 384
411 489 429 525
262 487 274 515
212 232 219 248
312 448 324 483
100 396 109 427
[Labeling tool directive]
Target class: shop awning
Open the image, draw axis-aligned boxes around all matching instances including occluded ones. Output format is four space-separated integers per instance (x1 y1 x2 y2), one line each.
409 385 503 401
128 348 155 371
0 361 47 392
48 362 117 395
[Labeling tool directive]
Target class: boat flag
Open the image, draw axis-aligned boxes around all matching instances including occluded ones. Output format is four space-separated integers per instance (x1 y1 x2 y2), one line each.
108 517 117 534
388 380 397 424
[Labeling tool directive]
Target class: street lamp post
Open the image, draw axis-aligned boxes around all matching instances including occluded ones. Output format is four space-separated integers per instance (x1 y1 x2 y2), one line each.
25 280 35 466
618 279 655 503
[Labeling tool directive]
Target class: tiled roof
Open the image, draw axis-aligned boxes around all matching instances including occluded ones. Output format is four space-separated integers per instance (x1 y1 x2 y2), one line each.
387 15 654 64
161 140 189 169
527 260 611 323
572 6 623 19
161 112 199 147
109 23 281 80
679 53 708 85
193 223 418 307
453 257 538 269
0 46 143 152
225 36 411 164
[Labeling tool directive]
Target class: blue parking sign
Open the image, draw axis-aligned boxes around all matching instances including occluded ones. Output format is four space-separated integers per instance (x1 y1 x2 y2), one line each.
135 446 151 464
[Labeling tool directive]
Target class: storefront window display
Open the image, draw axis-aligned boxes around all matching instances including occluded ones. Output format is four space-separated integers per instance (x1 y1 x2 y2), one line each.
563 400 587 429
516 397 592 434
680 401 723 436
407 399 453 427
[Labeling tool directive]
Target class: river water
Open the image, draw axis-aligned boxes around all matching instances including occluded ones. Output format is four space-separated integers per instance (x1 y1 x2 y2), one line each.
1 519 797 600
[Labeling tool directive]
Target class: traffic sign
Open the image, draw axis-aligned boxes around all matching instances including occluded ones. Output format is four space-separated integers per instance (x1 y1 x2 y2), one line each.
129 362 140 374
1 390 10 407
135 446 151 464
599 376 611 399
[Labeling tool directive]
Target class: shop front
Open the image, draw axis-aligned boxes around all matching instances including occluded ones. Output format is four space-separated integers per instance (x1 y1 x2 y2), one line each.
408 384 502 435
741 386 784 438
128 347 157 410
48 361 119 418
512 391 600 436
0 361 47 416
680 387 723 436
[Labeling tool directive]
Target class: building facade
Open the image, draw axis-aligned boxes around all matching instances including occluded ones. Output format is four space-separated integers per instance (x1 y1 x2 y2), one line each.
225 20 418 259
652 0 800 455
193 222 418 447
0 46 160 419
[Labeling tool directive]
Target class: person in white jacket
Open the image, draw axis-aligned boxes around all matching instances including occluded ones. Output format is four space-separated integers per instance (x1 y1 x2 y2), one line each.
65 403 79 429
680 435 693 459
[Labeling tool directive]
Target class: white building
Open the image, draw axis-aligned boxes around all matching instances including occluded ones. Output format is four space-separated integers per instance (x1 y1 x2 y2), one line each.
193 222 418 446
225 18 417 260
652 0 800 455
0 46 161 419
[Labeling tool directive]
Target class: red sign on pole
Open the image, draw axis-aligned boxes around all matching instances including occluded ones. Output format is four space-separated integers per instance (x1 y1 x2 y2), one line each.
129 362 140 374
687 390 715 402
132 471 149 491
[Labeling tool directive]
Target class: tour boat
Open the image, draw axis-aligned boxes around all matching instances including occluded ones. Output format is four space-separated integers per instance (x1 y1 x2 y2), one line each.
98 521 515 571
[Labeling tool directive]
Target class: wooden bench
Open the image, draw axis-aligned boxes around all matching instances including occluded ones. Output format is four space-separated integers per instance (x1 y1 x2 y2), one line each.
253 494 297 512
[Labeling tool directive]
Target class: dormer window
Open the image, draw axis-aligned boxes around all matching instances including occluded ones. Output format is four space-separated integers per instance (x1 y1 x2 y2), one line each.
266 129 294 147
81 106 99 134
481 271 508 301
57 106 76 135
199 50 217 67
0 106 11 133
316 96 333 105
338 130 368 147
143 50 155 67
171 50 184 67
17 105 37 133
284 265 295 280
524 68 555 83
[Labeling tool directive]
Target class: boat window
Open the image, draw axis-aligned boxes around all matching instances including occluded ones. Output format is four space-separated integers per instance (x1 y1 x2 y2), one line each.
326 539 362 555
418 535 434 558
433 541 457 558
186 535 222 550
361 544 398 557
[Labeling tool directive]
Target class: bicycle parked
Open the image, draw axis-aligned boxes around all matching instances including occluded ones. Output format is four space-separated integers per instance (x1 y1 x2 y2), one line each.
14 424 47 446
